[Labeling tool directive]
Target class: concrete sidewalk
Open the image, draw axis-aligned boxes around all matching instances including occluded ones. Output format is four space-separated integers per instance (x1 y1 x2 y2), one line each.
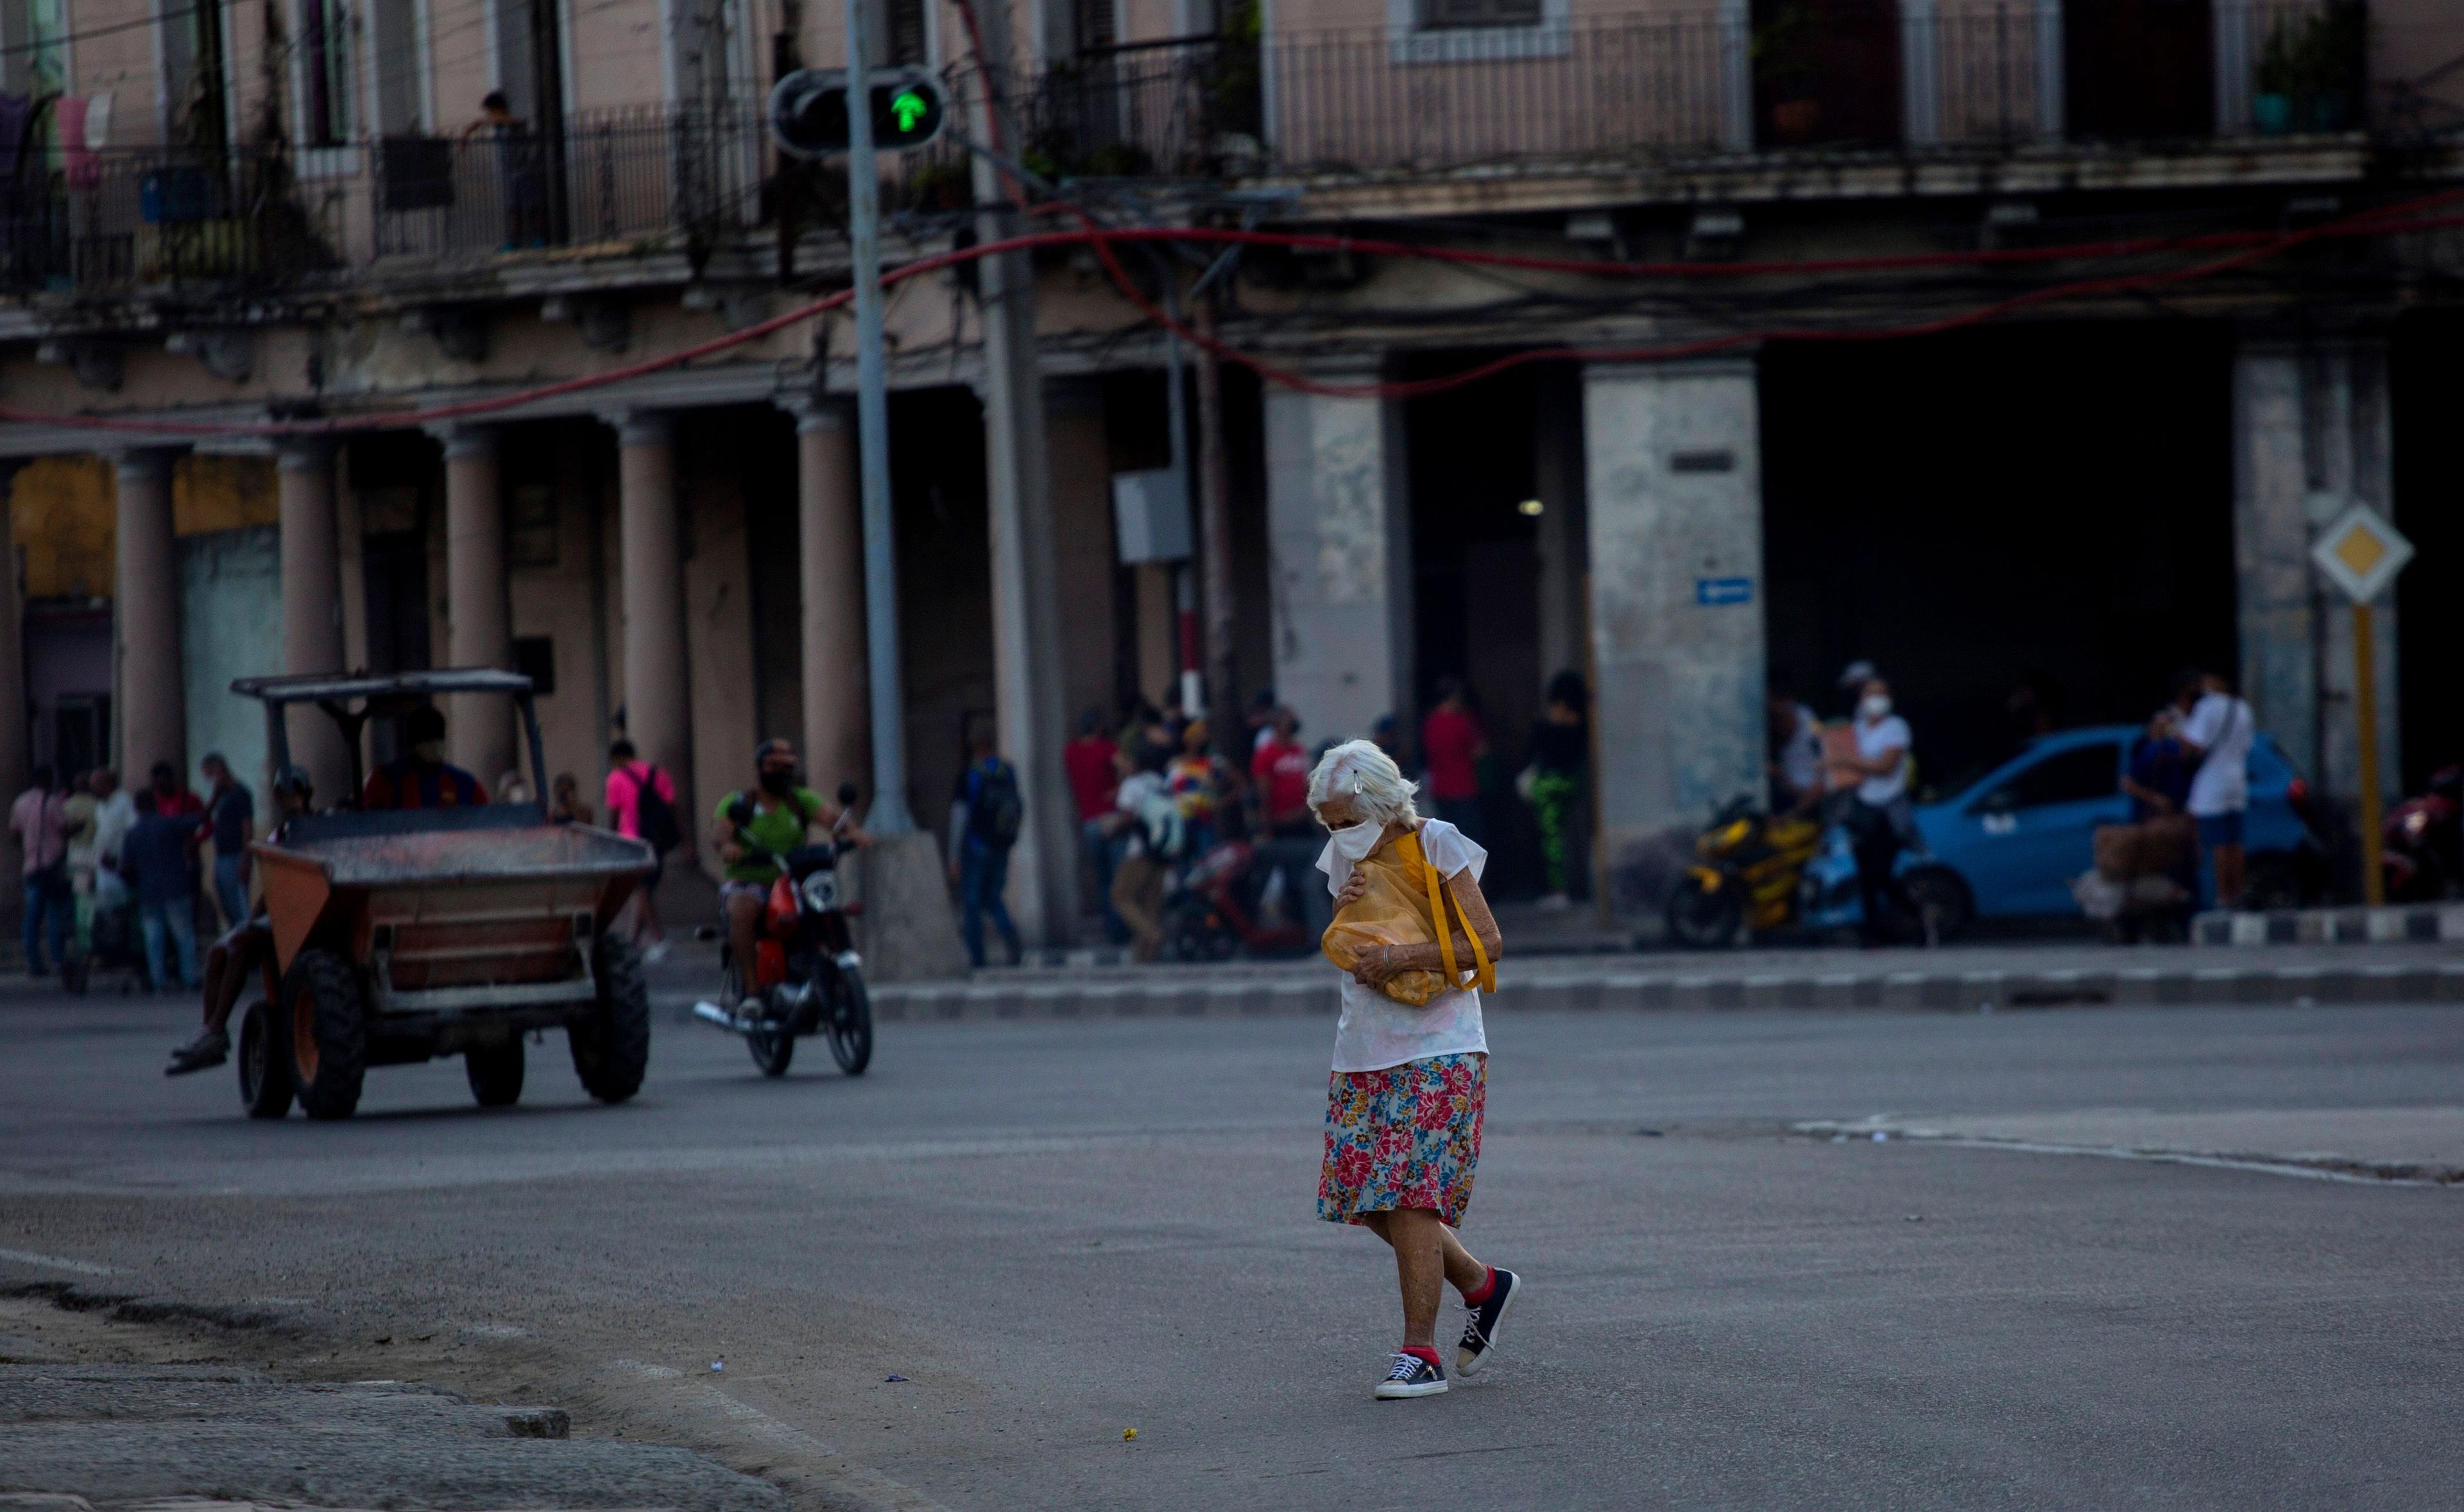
0 1362 784 1512
845 940 2464 1022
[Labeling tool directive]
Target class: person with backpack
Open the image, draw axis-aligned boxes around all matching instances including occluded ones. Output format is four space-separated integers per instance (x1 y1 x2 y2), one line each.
714 739 857 1001
948 726 1025 968
606 737 681 961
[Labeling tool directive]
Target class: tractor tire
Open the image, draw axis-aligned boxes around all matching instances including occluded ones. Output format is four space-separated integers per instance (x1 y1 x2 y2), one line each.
570 933 651 1104
282 949 368 1121
237 999 294 1119
466 1036 526 1108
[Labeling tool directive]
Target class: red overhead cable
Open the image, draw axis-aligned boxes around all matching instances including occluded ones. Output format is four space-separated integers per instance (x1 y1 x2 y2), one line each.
0 191 2454 438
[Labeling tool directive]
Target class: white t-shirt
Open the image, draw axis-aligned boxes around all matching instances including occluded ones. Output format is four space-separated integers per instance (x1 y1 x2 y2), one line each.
91 790 137 867
2180 692 2254 816
1317 818 1489 1074
1778 703 1822 795
1854 715 1912 805
1114 771 1180 860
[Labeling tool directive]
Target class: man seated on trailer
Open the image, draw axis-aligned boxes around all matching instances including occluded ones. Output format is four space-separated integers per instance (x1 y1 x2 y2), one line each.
361 705 489 810
164 766 318 1076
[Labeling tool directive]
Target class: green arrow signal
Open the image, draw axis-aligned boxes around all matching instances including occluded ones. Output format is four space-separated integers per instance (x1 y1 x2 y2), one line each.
891 90 928 133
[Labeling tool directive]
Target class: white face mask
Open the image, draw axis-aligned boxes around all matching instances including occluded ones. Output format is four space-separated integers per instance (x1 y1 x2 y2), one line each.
1326 816 1385 862
1859 695 1892 721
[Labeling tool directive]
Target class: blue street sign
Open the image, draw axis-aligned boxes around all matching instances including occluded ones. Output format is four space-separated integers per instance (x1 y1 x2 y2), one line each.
1695 576 1754 606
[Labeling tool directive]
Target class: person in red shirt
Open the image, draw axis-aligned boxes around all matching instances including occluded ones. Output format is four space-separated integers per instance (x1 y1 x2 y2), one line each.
148 761 207 819
1250 707 1313 839
1419 677 1489 845
1064 709 1127 942
361 705 489 809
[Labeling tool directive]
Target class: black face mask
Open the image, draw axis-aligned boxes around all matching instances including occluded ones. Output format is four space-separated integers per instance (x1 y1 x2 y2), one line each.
759 769 794 797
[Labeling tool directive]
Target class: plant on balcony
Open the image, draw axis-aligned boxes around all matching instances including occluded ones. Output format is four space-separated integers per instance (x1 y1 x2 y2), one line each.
1753 2 1828 142
2252 2 2366 135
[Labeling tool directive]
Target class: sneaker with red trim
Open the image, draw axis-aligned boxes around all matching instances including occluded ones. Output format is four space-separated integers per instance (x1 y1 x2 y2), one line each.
1455 1267 1520 1376
1374 1350 1448 1399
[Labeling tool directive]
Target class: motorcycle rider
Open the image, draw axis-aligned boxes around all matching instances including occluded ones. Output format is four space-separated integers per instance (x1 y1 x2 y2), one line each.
713 739 864 1006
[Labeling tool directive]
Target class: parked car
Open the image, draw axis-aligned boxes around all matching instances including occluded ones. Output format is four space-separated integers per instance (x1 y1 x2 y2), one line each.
1802 724 2320 940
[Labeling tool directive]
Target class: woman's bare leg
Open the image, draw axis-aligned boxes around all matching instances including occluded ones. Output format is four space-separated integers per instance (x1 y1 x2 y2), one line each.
1360 1211 1487 1294
1364 1209 1488 1350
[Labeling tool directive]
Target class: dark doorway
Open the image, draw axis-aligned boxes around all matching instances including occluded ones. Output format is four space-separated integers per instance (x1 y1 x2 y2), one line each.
1406 361 1546 897
1753 0 1904 149
889 387 994 843
2066 0 2214 139
1760 323 2239 796
2391 313 2464 791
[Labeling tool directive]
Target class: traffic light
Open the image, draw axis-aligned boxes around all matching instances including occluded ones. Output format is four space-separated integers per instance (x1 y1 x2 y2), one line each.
768 69 946 157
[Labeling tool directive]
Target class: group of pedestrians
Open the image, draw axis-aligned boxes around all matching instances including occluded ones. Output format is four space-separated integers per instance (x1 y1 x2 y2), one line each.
1062 702 1232 964
1771 657 2265 943
9 757 255 991
1048 673 1597 959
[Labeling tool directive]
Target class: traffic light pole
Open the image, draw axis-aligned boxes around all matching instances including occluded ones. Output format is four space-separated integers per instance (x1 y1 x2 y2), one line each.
843 0 915 835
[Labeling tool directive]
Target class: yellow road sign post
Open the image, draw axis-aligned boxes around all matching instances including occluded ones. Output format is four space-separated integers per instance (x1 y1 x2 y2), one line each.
2308 506 2417 907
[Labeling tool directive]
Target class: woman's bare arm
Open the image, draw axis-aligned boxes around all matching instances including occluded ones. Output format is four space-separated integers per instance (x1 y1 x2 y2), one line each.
1353 869 1507 986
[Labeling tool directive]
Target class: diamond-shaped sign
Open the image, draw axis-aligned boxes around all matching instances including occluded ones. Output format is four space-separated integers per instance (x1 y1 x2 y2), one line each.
2309 505 2414 603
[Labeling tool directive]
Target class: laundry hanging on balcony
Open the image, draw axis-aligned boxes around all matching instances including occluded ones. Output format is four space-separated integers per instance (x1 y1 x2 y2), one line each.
48 92 109 190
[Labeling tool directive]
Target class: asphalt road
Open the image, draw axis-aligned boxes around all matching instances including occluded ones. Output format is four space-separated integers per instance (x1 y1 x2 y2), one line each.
3 979 2460 1511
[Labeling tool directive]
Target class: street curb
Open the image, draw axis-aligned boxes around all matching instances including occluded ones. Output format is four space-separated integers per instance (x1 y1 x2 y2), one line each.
870 961 2464 1020
2193 903 2464 946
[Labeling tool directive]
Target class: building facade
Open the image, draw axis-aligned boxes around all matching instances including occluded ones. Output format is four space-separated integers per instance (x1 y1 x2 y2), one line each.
1 0 2459 931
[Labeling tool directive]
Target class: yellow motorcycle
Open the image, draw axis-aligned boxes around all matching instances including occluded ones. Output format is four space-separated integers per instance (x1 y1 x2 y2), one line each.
1665 797 1824 948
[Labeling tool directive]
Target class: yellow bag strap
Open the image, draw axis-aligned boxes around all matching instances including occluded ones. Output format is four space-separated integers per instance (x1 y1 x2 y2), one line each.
1408 829 1496 995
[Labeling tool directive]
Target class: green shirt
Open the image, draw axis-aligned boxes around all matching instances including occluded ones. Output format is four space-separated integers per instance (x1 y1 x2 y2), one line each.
716 786 826 883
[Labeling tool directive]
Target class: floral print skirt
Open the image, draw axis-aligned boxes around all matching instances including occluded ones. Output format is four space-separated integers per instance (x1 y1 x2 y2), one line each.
1317 1052 1487 1228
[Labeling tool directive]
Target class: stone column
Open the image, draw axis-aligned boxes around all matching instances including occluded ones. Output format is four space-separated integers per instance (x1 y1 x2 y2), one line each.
790 399 869 796
436 424 517 789
979 370 1075 950
1582 357 1768 863
614 411 694 863
0 459 28 916
1532 363 1589 685
2233 335 2399 813
1262 357 1413 748
278 438 350 802
114 447 187 789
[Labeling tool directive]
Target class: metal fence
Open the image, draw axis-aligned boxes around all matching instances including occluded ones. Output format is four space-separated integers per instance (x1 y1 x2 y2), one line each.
372 105 769 262
0 3 2381 298
1021 37 1263 178
1260 0 2365 174
0 149 346 293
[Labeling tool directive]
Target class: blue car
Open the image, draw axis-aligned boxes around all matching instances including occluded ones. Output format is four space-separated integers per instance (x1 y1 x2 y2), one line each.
1802 724 2320 939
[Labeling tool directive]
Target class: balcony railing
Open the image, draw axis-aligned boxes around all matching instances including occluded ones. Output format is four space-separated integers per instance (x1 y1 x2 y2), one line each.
1020 36 1265 179
1262 0 2370 173
0 4 2399 303
372 105 769 263
1 148 347 295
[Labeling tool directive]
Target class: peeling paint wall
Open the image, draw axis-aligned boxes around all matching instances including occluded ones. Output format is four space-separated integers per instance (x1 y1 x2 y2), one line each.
179 526 284 795
1264 373 1414 748
1583 359 1767 854
2233 338 2402 809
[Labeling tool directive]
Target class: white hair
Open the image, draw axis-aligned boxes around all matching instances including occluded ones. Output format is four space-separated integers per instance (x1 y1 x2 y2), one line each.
1305 739 1420 826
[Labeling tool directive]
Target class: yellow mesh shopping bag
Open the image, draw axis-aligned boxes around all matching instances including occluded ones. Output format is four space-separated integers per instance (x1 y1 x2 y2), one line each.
1321 827 1496 1007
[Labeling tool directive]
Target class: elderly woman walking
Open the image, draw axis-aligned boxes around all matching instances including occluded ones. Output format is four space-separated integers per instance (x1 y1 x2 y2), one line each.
1308 738 1521 1400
